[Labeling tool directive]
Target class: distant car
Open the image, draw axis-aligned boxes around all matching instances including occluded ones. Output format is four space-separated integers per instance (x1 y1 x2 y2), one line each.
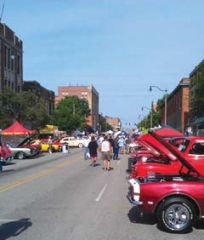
17 136 42 154
5 142 39 160
40 139 63 152
59 137 84 148
0 142 13 164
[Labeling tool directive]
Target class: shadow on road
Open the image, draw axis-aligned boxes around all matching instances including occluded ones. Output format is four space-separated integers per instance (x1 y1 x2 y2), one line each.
0 218 32 240
194 219 204 230
128 206 157 225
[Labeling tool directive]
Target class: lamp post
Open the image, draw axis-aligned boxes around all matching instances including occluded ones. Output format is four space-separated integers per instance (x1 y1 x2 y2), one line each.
149 85 168 125
141 107 152 128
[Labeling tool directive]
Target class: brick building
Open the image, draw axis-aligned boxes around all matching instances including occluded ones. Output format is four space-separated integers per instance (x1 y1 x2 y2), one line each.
0 23 23 93
23 80 55 116
56 85 99 130
165 78 189 132
106 117 120 131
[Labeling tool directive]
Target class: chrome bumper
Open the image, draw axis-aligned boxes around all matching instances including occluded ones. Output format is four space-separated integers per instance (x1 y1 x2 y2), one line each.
126 192 143 206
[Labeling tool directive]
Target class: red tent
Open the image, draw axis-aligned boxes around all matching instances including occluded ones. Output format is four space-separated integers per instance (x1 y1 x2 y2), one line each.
2 121 35 136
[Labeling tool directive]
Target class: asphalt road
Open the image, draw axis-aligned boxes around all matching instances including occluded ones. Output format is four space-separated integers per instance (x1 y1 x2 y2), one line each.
0 149 204 240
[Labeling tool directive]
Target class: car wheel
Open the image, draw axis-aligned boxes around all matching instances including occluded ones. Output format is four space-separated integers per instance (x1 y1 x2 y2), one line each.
78 143 83 148
16 151 26 160
157 197 197 233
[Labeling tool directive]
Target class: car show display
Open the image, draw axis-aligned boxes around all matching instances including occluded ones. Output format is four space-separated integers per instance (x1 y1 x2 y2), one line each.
127 128 204 233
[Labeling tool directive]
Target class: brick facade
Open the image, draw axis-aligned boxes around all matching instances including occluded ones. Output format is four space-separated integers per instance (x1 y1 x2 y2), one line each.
56 85 99 129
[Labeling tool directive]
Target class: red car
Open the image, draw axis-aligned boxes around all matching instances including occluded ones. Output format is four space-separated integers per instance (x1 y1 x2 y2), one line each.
129 132 180 179
127 131 204 233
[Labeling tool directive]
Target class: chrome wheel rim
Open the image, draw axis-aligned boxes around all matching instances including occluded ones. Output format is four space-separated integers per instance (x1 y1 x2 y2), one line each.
164 203 190 230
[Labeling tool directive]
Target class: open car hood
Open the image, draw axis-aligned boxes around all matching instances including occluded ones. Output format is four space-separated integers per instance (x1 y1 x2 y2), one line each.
138 133 177 161
149 130 202 177
17 136 36 147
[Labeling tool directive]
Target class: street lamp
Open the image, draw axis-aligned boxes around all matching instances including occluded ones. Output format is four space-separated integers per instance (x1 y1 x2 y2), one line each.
141 107 152 128
149 85 168 125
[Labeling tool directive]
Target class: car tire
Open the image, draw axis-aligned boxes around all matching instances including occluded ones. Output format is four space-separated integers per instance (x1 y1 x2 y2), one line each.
16 151 26 160
157 197 197 233
78 143 83 148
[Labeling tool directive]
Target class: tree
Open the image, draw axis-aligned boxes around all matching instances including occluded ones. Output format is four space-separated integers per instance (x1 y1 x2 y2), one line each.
52 96 90 134
0 89 51 130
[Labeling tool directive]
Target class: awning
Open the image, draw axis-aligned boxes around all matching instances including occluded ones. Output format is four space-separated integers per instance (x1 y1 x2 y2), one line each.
189 117 204 129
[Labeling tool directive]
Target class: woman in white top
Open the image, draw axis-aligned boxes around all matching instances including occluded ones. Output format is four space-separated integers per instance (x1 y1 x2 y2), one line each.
100 135 113 171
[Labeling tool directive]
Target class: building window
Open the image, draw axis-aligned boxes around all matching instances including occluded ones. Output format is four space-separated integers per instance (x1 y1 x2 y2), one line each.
81 92 88 98
17 55 21 75
62 92 68 97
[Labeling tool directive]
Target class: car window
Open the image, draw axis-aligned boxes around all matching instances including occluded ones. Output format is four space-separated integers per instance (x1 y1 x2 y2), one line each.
190 143 204 155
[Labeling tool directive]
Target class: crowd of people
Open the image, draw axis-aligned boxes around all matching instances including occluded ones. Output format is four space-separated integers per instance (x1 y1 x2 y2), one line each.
83 132 136 171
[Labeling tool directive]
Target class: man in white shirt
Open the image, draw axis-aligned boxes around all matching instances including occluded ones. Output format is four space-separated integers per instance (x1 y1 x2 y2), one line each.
83 136 91 160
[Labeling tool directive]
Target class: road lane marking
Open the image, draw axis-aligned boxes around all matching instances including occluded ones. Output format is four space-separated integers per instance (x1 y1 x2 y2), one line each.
95 184 108 202
0 155 82 193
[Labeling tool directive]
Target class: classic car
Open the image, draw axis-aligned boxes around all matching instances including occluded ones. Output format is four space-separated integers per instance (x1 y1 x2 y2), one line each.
59 137 84 148
129 130 203 179
128 126 184 171
17 136 41 154
129 133 181 179
127 131 204 233
5 142 39 160
40 138 63 152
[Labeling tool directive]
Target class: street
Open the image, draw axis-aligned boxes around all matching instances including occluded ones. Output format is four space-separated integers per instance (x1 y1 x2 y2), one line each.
0 149 204 240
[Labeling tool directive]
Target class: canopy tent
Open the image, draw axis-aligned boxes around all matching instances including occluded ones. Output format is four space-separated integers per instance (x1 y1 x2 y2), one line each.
2 121 35 136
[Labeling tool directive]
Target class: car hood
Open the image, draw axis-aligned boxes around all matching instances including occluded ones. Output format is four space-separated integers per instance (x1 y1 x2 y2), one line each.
138 134 177 161
17 136 38 147
149 130 202 177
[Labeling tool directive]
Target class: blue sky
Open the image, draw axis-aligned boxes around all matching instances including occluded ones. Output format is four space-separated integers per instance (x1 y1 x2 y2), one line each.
2 0 204 127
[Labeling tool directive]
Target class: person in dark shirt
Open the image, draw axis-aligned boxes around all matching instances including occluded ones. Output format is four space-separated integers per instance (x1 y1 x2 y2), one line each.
108 134 114 159
88 136 98 167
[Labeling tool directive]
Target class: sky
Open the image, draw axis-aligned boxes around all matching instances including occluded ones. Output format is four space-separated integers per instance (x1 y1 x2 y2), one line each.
2 0 204 128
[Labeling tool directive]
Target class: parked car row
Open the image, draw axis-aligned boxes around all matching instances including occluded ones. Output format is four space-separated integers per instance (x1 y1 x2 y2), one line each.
126 126 204 234
0 135 85 164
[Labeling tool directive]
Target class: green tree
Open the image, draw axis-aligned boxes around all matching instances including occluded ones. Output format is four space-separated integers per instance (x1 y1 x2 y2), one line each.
52 96 90 134
0 89 51 130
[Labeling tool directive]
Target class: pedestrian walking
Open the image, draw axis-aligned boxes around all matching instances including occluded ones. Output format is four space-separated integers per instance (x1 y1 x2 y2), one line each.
88 136 98 166
83 135 91 160
100 135 113 171
118 136 125 154
48 136 53 154
113 136 119 160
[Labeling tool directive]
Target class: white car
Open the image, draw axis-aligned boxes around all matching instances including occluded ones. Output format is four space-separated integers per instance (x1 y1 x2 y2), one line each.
59 137 84 148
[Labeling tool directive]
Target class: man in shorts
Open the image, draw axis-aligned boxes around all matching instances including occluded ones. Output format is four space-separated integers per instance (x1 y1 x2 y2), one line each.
100 135 113 171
